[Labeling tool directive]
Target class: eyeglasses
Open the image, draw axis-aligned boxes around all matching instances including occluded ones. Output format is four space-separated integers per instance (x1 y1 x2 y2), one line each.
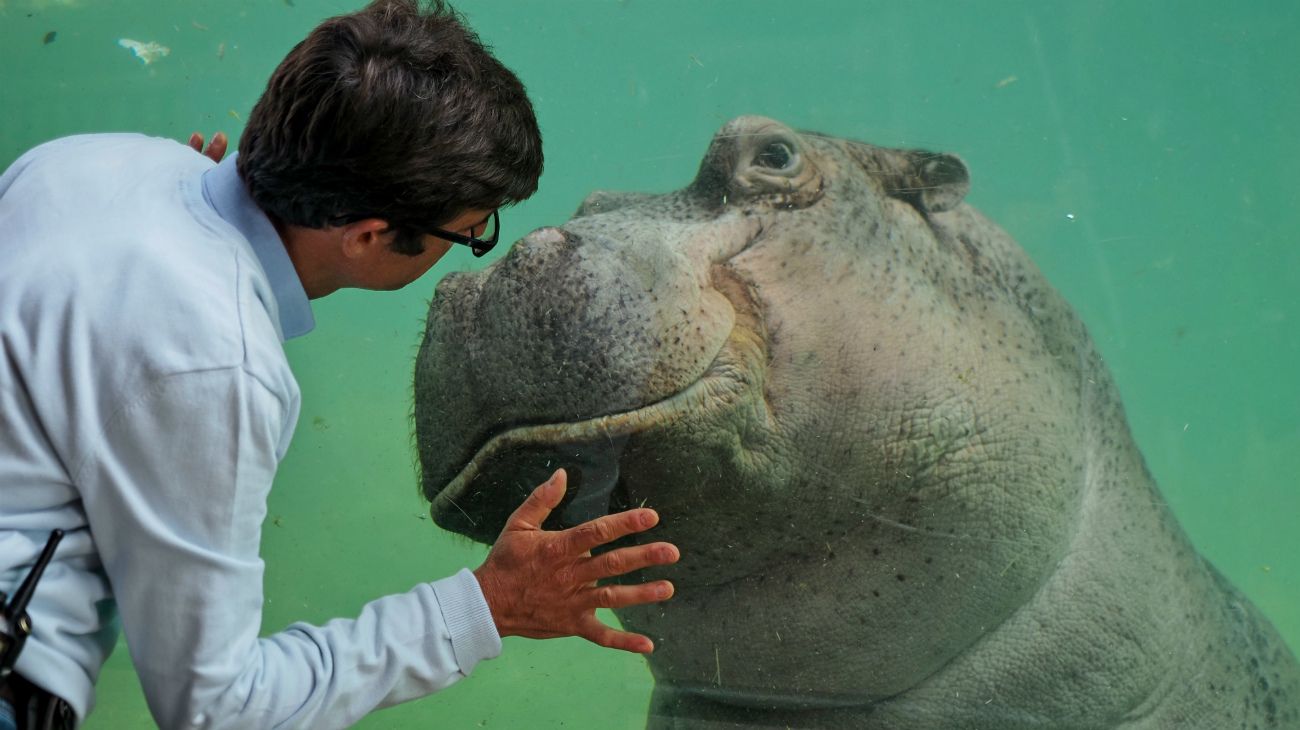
428 210 500 258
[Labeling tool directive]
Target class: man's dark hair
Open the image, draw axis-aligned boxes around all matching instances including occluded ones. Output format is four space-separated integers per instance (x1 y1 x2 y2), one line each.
237 0 542 255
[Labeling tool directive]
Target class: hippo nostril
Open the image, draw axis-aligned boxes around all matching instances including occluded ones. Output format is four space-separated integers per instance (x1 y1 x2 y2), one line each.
524 226 568 247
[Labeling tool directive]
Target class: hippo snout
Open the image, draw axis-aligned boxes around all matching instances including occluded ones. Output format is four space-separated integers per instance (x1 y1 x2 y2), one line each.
416 212 744 511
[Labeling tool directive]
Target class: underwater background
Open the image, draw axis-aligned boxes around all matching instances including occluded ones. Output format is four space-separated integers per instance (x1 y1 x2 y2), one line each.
1 0 1296 727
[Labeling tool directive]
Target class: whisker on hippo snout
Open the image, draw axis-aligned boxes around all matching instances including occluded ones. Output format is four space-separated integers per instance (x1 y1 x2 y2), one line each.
445 495 477 526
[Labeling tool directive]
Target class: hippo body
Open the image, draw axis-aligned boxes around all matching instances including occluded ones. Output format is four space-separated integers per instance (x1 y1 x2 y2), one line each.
414 117 1300 728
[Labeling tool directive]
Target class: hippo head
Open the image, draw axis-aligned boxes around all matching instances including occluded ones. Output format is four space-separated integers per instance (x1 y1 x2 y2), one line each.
414 116 1099 708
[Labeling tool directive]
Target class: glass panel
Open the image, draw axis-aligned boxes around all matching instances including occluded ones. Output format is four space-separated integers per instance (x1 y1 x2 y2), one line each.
2 1 1296 728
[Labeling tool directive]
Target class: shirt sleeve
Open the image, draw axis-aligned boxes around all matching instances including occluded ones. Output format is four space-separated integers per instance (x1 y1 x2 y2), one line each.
75 367 502 729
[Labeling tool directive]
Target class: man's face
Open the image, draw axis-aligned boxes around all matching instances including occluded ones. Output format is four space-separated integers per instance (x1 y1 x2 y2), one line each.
358 208 497 291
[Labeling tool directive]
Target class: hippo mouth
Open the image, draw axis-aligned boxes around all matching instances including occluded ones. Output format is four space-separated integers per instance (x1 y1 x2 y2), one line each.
427 263 767 540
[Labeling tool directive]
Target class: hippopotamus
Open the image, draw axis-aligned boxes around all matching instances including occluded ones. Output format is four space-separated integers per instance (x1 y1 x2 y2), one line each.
412 116 1300 728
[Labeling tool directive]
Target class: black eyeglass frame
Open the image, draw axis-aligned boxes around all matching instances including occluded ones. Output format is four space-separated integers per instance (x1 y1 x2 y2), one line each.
428 210 500 258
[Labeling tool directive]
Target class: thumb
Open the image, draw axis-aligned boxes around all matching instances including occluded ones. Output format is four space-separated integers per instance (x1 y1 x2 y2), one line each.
506 468 566 530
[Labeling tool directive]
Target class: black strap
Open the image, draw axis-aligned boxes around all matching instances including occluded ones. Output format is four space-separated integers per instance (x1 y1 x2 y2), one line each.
5 675 73 730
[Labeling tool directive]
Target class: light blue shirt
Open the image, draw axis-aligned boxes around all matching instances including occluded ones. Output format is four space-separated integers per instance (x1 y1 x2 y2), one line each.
0 135 500 728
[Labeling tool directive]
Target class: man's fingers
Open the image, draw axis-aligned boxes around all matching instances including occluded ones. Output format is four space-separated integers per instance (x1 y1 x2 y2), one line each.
505 469 566 530
581 619 655 654
587 580 675 610
205 132 228 163
187 132 228 163
564 507 659 555
575 542 679 583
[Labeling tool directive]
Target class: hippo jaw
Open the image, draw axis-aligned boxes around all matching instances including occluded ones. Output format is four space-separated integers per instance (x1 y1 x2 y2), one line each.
425 261 769 544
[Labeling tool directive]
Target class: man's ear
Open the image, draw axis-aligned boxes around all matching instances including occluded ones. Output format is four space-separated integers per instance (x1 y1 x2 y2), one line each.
340 218 393 259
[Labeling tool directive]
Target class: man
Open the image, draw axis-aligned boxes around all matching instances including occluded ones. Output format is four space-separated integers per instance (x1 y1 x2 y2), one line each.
0 1 679 728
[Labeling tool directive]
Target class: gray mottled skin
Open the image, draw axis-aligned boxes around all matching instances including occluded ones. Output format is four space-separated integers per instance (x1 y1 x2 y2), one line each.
413 116 1300 728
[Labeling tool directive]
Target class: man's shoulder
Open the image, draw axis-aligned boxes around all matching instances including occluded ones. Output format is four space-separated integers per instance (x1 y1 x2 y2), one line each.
24 132 194 158
12 133 199 175
4 133 213 223
3 134 285 386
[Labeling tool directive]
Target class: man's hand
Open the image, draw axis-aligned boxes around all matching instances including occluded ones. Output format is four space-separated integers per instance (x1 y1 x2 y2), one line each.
473 468 679 654
187 131 228 163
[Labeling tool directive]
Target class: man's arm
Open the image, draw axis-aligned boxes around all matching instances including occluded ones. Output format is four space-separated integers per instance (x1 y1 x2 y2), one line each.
78 368 489 728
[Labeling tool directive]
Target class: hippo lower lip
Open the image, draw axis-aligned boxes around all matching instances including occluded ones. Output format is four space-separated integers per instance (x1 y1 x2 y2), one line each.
428 263 766 528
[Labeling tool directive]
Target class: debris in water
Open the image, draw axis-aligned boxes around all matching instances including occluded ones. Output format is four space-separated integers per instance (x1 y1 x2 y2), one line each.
228 109 242 121
995 75 1019 88
117 38 170 65
192 20 209 31
216 42 225 60
43 31 57 45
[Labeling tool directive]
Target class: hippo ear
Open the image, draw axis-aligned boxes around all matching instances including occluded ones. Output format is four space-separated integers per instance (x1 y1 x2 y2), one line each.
904 151 970 213
856 144 971 214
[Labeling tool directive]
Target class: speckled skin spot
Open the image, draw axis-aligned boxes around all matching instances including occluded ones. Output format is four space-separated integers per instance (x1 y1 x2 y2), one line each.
413 117 1300 728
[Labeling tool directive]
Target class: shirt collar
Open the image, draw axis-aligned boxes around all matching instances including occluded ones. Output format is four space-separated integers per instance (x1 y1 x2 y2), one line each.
200 153 315 340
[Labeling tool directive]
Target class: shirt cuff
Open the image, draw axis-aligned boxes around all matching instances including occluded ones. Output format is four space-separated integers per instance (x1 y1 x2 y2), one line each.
429 568 502 675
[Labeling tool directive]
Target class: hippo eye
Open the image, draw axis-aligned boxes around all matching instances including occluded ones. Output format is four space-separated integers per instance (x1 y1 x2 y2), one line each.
754 141 795 171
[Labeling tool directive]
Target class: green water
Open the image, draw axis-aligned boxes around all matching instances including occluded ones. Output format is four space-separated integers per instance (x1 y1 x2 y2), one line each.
2 1 1296 727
